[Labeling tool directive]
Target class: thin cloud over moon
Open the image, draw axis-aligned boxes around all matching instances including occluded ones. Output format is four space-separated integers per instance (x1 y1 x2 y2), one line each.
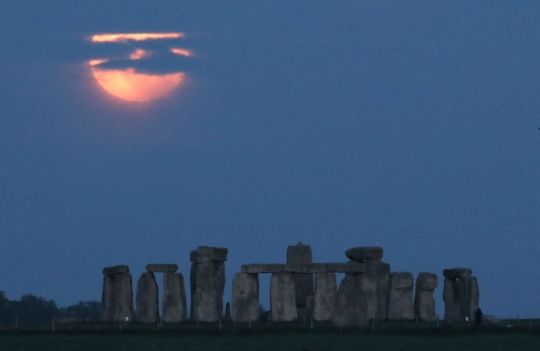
88 32 194 102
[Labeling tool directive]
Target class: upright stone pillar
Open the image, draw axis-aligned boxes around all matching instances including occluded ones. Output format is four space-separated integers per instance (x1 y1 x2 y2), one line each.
332 273 368 327
313 272 337 321
443 268 479 324
386 272 415 320
162 272 187 323
190 246 227 322
100 265 134 322
414 272 438 321
231 273 259 322
345 246 390 320
287 242 313 311
270 272 297 322
136 272 159 323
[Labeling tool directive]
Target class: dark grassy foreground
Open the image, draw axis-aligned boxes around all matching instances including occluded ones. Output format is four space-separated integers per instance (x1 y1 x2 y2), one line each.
1 321 540 351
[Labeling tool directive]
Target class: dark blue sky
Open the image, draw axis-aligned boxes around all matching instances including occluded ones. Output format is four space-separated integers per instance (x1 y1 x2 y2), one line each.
1 1 539 318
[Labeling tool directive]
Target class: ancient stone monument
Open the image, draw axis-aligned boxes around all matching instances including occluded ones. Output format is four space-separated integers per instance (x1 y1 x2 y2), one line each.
231 273 259 322
287 242 313 314
332 273 368 327
101 265 134 322
386 272 415 320
136 272 159 323
312 272 337 321
162 271 187 323
270 272 297 322
346 246 390 320
414 272 438 321
190 246 227 322
443 268 479 324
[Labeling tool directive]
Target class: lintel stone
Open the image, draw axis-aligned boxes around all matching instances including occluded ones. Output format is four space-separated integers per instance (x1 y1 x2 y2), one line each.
102 265 130 275
146 264 178 273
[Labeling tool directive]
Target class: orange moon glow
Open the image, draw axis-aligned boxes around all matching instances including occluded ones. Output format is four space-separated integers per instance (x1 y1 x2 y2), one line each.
90 61 184 102
89 33 191 102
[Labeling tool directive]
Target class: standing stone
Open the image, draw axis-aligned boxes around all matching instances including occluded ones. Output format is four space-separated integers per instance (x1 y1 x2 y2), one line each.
414 272 438 321
443 268 479 324
387 272 415 320
332 273 368 327
313 273 337 321
190 246 227 322
136 272 159 323
287 242 313 310
162 272 187 323
101 267 134 322
345 247 389 320
270 272 297 322
231 273 259 322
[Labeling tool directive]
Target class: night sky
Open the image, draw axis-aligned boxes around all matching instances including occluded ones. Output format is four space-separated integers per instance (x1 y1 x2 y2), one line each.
1 1 539 318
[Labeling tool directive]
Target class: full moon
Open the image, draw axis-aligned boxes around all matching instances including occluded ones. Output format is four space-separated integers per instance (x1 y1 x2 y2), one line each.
89 33 191 102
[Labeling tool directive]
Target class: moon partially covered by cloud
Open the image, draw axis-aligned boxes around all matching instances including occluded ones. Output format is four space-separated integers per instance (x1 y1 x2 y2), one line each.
88 32 193 102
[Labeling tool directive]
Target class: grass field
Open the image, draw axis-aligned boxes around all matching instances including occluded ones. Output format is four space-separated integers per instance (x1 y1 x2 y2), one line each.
1 321 540 351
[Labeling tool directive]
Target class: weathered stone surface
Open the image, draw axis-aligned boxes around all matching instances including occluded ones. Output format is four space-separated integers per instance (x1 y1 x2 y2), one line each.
136 272 159 323
372 262 391 320
162 272 187 323
359 269 378 320
146 264 178 273
287 242 313 309
414 273 438 321
101 273 134 322
443 274 479 324
231 273 259 322
313 273 337 321
332 274 368 327
190 260 225 322
387 272 415 320
190 246 228 263
443 278 461 323
102 265 130 275
345 246 383 262
241 262 366 274
270 272 297 322
443 268 472 279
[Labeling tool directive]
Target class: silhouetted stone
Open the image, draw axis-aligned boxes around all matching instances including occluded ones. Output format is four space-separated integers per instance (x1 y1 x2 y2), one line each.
190 246 228 263
136 272 159 323
443 268 472 279
287 242 313 309
101 272 134 322
313 273 337 321
146 264 178 273
190 260 225 322
374 262 391 320
443 268 479 324
332 274 368 327
387 272 415 320
270 272 297 322
345 247 383 262
224 302 231 321
240 262 366 273
102 265 130 275
414 272 438 321
231 273 259 322
162 272 187 323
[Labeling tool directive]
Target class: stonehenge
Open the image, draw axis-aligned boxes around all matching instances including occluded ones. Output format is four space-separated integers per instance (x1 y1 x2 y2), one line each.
387 272 415 320
443 268 479 324
190 246 227 322
136 272 159 323
162 272 188 322
231 273 259 322
313 273 337 321
100 265 134 322
99 245 483 328
414 272 438 321
287 242 314 313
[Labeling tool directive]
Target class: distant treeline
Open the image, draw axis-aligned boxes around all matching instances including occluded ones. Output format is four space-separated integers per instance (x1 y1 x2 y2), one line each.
0 291 101 324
